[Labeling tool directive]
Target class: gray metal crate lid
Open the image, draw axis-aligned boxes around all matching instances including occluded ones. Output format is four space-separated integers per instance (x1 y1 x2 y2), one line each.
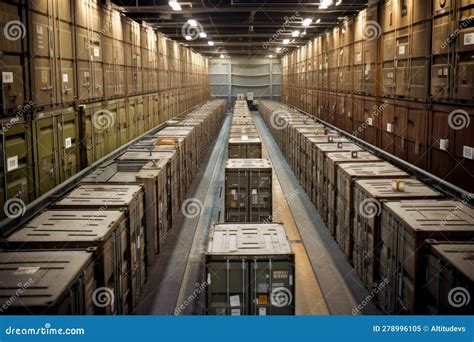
355 178 442 199
116 150 175 162
206 223 293 256
0 251 93 307
338 162 408 178
317 142 364 153
55 184 142 207
225 159 272 170
326 151 381 163
430 242 474 282
7 210 125 243
384 200 474 232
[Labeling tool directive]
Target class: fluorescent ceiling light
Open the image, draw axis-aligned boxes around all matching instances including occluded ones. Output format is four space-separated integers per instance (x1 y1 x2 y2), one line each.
220 54 225 58
336 0 342 5
302 18 312 27
199 32 207 38
208 41 215 46
276 47 282 52
268 55 274 58
315 18 321 24
283 39 290 44
171 3 182 11
185 35 192 40
188 19 198 27
319 0 333 9
292 30 300 37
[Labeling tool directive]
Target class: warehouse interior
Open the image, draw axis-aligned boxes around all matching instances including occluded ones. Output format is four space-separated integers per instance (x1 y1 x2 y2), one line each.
0 0 473 316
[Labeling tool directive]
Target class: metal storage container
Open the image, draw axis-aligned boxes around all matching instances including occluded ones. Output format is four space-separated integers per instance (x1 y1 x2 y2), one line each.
378 200 474 314
425 240 474 315
0 250 95 315
352 178 443 292
53 184 146 310
225 159 272 223
5 209 128 314
335 162 410 262
206 223 295 315
324 151 381 235
228 136 262 159
314 143 365 224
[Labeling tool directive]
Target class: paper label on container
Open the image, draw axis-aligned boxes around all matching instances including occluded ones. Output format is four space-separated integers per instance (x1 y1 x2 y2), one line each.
399 45 406 55
84 71 90 78
231 309 241 316
444 67 449 76
2 72 13 84
65 137 72 149
259 308 267 316
14 267 39 275
464 33 474 45
367 118 373 126
356 53 362 62
229 295 240 307
36 24 43 34
7 156 18 172
93 47 100 57
241 135 248 141
41 71 48 83
62 74 69 83
251 189 258 195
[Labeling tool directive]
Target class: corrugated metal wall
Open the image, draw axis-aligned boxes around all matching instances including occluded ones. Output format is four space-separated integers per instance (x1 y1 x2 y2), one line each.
209 58 281 107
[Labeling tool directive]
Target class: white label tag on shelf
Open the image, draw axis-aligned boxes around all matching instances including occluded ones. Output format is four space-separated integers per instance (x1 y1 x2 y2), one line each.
7 156 18 172
367 118 373 126
230 295 240 307
36 24 43 34
231 309 241 316
388 72 394 79
464 33 474 45
387 123 393 133
356 53 362 62
2 72 13 84
84 71 90 78
399 45 406 55
444 68 449 76
259 308 267 316
93 47 100 57
65 137 72 149
62 73 69 83
440 139 449 151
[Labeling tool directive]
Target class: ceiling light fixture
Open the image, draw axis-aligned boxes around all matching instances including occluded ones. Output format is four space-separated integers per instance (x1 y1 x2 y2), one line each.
199 32 207 38
220 54 225 58
208 41 215 46
336 0 342 5
283 39 290 44
169 1 182 11
292 30 300 37
185 35 192 41
315 18 321 24
276 47 282 52
302 18 312 27
319 0 333 9
188 19 198 27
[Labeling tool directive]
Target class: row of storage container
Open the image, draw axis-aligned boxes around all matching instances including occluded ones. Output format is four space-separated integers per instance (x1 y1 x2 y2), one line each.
0 99 227 314
0 0 209 113
259 100 474 315
225 101 271 223
0 87 210 219
280 90 474 192
282 0 473 102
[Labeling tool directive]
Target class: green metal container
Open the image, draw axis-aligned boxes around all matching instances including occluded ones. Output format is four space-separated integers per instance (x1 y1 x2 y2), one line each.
206 223 295 316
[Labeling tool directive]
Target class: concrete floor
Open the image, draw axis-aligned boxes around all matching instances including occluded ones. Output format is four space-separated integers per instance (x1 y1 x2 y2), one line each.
136 109 381 315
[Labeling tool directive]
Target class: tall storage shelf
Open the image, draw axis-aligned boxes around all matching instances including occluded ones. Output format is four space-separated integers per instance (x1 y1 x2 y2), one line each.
0 0 211 216
280 0 474 192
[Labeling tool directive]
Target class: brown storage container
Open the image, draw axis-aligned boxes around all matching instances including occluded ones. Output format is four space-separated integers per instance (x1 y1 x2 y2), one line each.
314 143 365 226
0 250 95 315
455 52 474 102
324 151 382 236
225 159 272 223
425 240 474 314
228 136 262 159
353 179 443 292
5 209 128 314
53 184 146 311
336 162 409 262
378 200 474 314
